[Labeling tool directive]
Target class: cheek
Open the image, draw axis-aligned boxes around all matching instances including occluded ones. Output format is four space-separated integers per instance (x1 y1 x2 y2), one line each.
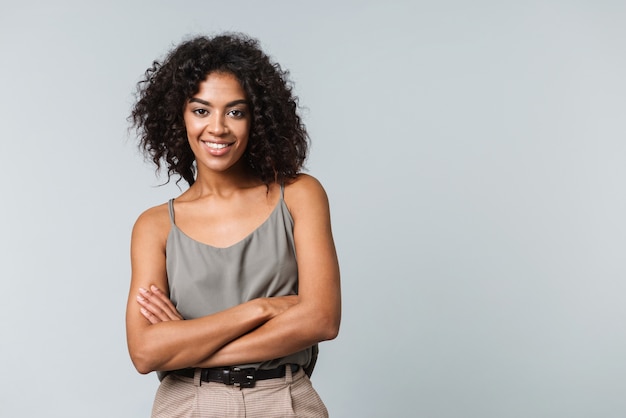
184 117 202 136
241 120 252 138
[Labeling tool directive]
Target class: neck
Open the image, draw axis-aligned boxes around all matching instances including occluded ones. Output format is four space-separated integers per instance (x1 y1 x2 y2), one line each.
189 163 263 198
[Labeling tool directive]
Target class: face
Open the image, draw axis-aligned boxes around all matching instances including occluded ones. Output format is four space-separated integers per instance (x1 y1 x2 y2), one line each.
183 72 251 176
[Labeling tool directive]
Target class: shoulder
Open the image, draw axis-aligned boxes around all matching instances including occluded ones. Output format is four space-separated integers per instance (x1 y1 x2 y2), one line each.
284 173 326 193
131 202 171 245
283 174 330 219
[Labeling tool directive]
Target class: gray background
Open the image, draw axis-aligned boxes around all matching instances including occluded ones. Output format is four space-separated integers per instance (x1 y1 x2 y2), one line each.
1 0 625 417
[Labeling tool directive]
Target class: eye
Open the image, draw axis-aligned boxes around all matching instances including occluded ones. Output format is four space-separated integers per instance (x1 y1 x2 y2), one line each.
192 108 209 116
227 109 246 119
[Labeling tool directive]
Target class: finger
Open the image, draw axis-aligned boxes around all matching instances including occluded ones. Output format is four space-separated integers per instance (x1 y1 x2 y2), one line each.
136 293 170 322
150 285 183 320
139 287 170 313
146 287 183 321
140 307 161 325
138 287 182 321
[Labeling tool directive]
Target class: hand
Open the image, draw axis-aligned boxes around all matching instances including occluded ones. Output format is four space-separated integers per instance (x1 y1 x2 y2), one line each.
136 285 184 324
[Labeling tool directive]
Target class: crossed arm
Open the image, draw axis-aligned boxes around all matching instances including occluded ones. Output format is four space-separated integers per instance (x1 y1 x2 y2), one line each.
125 175 341 374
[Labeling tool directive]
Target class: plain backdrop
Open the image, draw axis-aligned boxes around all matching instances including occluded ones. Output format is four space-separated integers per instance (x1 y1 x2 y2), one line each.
1 1 625 417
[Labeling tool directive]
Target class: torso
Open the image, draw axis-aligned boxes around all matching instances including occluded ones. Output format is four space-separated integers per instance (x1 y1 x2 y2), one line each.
162 179 311 370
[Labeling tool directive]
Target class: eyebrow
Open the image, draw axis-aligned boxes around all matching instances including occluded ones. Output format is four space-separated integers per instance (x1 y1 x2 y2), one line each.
188 98 249 107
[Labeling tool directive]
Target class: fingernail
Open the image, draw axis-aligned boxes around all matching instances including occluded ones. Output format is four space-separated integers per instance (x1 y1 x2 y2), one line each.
139 287 148 294
151 285 159 292
136 295 145 302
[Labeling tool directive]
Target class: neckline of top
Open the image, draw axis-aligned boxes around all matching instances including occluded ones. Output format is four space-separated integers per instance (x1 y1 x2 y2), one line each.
168 196 285 250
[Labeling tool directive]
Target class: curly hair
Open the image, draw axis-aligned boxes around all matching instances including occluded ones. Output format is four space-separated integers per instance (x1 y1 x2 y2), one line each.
129 33 309 187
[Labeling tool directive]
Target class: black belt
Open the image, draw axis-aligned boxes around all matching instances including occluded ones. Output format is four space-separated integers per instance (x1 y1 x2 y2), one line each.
171 364 299 388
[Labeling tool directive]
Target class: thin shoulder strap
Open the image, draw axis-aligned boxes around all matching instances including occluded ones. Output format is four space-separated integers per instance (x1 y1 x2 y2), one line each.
167 199 176 225
280 183 285 198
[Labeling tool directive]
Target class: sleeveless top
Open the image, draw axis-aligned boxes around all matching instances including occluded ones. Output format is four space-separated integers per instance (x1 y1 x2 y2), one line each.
164 187 312 371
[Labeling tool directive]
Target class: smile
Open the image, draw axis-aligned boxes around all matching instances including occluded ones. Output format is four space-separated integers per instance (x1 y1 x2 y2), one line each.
202 141 232 149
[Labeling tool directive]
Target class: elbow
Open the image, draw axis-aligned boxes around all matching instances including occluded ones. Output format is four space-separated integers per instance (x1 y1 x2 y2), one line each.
315 313 340 342
132 358 154 375
130 351 155 375
323 321 340 341
128 342 159 375
303 300 340 342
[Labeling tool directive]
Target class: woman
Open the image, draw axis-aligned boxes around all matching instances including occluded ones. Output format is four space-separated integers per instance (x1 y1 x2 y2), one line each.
126 33 341 417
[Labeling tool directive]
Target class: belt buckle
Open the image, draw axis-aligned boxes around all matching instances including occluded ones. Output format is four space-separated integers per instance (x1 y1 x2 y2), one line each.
228 367 256 388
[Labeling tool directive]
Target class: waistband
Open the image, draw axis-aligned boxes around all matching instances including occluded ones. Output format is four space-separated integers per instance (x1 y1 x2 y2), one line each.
170 364 299 388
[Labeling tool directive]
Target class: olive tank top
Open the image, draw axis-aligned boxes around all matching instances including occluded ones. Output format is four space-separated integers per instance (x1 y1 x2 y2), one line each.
164 187 312 371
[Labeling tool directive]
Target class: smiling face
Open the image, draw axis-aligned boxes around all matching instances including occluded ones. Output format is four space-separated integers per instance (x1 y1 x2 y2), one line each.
183 72 251 177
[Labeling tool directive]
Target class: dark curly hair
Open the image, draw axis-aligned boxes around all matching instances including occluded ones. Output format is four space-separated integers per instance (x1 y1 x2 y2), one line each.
130 33 309 186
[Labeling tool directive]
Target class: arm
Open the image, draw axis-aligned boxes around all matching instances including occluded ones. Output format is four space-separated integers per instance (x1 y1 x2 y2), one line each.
125 205 295 374
194 175 341 367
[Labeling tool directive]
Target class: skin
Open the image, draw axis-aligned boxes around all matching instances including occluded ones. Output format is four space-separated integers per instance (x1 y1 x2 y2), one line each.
125 72 341 374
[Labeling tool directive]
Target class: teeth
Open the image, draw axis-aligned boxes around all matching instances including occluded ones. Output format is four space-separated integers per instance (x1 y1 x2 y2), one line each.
204 142 229 149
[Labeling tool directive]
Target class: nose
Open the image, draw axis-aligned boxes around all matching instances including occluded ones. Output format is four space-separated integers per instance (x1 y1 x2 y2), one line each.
207 114 227 136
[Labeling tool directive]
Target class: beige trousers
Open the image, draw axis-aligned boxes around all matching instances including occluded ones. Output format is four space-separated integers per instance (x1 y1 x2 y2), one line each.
151 366 328 418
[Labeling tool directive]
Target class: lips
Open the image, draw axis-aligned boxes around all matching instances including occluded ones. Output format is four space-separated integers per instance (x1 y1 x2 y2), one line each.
200 139 236 156
202 140 232 149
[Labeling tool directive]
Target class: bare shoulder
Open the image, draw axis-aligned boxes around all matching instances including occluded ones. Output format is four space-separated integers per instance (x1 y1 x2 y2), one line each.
283 174 330 218
284 173 327 196
132 202 171 244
